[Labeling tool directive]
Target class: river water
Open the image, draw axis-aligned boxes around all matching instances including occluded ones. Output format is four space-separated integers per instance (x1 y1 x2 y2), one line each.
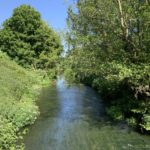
24 77 150 150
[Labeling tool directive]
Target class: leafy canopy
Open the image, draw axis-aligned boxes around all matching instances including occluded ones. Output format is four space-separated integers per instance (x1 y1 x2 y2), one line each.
0 5 63 69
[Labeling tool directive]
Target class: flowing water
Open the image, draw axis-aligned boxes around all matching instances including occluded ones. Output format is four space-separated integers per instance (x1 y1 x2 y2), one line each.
24 77 150 150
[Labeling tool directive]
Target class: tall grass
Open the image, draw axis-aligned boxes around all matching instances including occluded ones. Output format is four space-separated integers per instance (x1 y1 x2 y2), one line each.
0 52 49 149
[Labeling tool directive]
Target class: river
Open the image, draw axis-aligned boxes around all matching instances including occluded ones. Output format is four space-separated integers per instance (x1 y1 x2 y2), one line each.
24 77 150 150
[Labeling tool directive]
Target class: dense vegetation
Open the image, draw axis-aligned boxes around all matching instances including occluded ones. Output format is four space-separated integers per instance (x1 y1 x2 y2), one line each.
64 0 150 133
0 5 62 69
0 1 149 149
0 5 62 149
0 52 39 149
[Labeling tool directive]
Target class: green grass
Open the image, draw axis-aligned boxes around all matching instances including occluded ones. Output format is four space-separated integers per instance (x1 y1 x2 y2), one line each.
0 52 50 149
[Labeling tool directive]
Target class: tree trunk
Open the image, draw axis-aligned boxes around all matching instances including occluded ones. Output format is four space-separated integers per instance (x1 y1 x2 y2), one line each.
117 0 138 59
117 0 128 40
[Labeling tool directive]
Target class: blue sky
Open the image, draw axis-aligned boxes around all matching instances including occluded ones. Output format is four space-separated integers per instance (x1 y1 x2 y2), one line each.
0 0 73 30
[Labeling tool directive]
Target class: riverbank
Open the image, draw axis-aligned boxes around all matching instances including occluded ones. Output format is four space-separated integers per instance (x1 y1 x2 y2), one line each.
0 52 53 150
62 58 150 134
64 0 150 134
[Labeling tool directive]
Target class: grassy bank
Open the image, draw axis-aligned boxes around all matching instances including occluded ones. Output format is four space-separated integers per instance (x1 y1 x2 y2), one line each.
0 52 52 150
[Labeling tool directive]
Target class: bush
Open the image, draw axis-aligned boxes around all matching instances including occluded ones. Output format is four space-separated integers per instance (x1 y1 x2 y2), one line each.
92 62 150 132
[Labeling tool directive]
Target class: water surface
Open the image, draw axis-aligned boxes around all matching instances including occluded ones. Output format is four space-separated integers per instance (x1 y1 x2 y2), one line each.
24 77 150 150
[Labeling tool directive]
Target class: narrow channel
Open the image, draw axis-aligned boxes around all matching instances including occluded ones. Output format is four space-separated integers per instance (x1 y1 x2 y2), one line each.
24 77 150 150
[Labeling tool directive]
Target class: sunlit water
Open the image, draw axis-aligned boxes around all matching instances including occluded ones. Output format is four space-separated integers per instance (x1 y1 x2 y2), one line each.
24 77 150 150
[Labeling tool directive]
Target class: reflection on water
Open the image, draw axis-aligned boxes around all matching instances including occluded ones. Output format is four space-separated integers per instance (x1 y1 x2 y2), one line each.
24 77 150 150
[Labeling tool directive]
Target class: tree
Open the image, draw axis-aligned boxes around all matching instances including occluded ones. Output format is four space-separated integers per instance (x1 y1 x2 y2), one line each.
0 5 63 69
67 0 149 63
65 0 150 132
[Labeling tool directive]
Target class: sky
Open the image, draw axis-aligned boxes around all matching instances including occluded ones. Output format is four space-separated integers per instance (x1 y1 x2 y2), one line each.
0 0 73 30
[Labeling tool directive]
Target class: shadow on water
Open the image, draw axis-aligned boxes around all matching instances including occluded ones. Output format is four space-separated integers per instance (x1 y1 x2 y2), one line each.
24 77 150 150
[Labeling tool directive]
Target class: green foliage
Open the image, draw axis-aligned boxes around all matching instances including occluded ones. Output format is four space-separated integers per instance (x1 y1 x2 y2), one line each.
0 52 43 149
106 106 123 120
0 118 17 150
0 4 62 150
65 0 150 133
0 5 63 69
141 115 150 131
